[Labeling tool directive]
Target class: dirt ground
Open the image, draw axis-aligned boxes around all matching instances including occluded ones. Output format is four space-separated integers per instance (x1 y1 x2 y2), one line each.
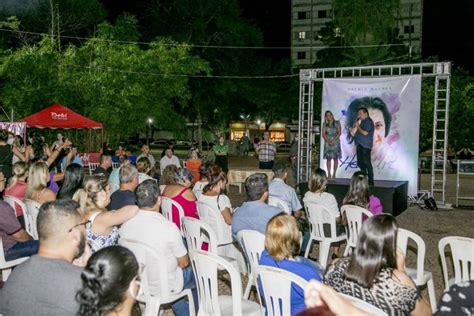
221 154 474 310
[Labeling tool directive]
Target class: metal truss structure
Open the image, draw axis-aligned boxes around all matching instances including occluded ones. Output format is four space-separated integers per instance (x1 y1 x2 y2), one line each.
297 62 451 205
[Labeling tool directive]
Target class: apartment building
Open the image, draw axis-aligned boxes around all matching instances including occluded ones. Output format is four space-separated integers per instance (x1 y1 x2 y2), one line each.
291 0 423 68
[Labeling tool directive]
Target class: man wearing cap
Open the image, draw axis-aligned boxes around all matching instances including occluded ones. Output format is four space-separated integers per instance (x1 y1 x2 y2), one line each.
268 162 302 217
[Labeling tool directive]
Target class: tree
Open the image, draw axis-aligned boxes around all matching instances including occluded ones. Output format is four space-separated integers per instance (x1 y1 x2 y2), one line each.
0 15 210 144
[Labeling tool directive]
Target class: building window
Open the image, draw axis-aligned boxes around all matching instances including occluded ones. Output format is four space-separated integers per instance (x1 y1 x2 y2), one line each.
298 31 306 40
318 10 327 18
297 52 306 60
298 11 307 20
404 25 415 34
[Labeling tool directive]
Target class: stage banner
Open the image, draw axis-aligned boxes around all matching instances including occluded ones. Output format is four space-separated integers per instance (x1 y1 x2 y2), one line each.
320 75 422 196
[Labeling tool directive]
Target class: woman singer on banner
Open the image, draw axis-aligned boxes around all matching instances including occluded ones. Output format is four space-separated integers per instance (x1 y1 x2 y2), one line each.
322 111 341 179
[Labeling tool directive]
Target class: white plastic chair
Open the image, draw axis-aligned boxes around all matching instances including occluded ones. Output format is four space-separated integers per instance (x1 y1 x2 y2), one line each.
120 238 195 316
112 162 119 169
438 236 474 290
236 230 266 299
0 237 29 281
88 162 100 175
190 250 261 316
181 216 217 253
161 197 185 230
25 199 41 240
397 228 437 310
268 196 291 214
339 293 387 316
341 205 373 256
255 265 307 316
4 196 33 238
304 203 346 268
197 201 233 246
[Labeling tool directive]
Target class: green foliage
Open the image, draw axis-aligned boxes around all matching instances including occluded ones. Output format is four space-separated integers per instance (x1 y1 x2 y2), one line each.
0 16 210 142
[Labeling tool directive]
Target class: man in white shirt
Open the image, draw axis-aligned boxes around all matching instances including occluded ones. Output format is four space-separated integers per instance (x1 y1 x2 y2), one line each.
159 146 181 174
118 179 196 316
268 162 302 217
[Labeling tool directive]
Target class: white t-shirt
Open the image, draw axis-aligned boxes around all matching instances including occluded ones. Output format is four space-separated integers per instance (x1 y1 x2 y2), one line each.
159 155 181 174
303 191 340 222
118 210 187 295
192 180 208 198
197 194 232 243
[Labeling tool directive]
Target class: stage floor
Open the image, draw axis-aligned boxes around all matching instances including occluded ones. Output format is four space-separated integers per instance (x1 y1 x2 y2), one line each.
299 179 409 216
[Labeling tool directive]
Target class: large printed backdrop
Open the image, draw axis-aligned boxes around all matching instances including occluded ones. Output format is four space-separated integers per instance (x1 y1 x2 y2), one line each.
320 75 422 196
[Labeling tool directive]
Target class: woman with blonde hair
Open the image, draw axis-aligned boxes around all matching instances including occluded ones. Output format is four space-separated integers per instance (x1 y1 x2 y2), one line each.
259 214 323 316
186 148 202 184
159 164 178 193
73 175 138 253
25 161 56 204
5 161 29 228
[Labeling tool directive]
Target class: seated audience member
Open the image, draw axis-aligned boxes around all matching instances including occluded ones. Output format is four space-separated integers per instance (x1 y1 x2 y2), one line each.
268 162 302 216
324 214 431 315
231 173 282 239
5 161 28 228
109 164 139 210
186 148 202 184
0 171 38 260
136 156 154 184
74 175 139 252
160 146 181 174
108 155 129 193
25 161 56 204
343 171 383 215
0 200 88 315
435 280 474 315
115 145 126 158
162 168 198 229
303 168 343 258
259 214 323 316
192 166 209 198
199 171 232 227
60 144 83 172
57 163 84 200
159 164 178 194
119 180 197 316
93 154 112 178
137 144 156 173
77 246 140 316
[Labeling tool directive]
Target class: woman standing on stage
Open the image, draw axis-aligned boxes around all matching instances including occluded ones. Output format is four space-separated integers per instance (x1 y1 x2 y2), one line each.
322 111 341 179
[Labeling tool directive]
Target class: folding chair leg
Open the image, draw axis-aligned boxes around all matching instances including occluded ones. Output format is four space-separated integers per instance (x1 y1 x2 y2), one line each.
319 242 331 269
187 290 196 316
427 278 437 313
2 268 12 282
243 272 254 299
304 238 313 258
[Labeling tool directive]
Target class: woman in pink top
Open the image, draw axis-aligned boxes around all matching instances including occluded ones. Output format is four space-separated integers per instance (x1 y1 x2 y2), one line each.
5 161 28 228
343 171 383 215
162 168 199 229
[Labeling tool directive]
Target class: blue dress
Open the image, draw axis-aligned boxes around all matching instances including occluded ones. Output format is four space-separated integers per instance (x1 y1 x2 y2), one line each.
323 121 342 159
259 250 323 316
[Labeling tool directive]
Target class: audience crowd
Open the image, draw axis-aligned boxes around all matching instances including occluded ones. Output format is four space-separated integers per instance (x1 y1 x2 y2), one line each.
0 129 472 316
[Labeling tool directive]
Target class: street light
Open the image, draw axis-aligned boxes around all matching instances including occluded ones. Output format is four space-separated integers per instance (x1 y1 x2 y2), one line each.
146 118 153 145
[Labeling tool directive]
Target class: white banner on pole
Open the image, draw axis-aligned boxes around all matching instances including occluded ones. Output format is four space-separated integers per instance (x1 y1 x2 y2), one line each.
320 75 422 196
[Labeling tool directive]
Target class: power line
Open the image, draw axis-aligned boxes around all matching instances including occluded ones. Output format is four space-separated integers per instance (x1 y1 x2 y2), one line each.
63 64 299 79
0 28 408 50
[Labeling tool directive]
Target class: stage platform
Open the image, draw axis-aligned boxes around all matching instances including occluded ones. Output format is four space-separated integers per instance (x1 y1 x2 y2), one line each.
299 179 408 216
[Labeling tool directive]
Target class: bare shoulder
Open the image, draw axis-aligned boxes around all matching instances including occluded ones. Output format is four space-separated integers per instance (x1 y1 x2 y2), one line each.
392 269 416 288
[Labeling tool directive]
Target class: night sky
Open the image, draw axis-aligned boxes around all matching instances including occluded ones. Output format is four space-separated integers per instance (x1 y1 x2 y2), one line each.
98 0 473 73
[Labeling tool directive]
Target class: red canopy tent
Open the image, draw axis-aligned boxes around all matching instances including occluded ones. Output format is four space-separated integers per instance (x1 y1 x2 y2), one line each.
20 104 102 129
20 104 103 152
